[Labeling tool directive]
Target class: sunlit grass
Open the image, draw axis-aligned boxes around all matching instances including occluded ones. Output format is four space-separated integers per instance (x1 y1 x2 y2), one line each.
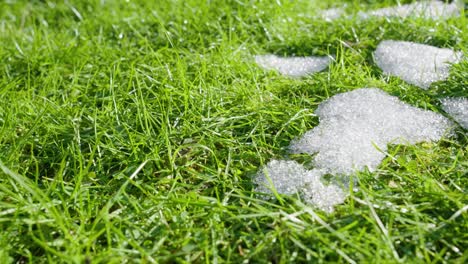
0 0 466 262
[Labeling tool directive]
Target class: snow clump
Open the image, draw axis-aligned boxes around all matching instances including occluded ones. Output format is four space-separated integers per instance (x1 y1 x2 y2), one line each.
254 160 347 213
255 54 331 78
290 88 453 174
361 0 460 19
374 40 462 89
255 88 453 211
441 97 468 129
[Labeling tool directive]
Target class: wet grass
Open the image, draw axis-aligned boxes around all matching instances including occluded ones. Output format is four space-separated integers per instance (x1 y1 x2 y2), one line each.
0 0 466 263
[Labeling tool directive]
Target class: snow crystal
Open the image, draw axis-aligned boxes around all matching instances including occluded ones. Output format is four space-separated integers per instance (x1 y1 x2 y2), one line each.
441 97 468 129
374 40 462 89
361 0 460 19
290 88 453 175
254 54 330 77
255 88 452 212
254 160 347 212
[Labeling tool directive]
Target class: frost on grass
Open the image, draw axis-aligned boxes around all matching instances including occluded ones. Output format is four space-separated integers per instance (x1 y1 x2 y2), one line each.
361 0 460 19
256 88 452 211
290 88 452 174
254 160 347 213
441 97 468 129
374 40 462 89
254 54 330 78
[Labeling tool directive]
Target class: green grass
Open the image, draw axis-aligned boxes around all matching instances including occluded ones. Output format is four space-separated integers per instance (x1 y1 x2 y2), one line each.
0 0 467 263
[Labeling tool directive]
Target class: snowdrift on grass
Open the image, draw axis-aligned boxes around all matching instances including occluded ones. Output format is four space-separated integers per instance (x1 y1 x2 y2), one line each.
374 40 462 89
256 88 453 211
254 54 330 78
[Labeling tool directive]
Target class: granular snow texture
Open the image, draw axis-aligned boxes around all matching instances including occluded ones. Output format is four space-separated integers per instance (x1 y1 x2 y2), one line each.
254 55 330 77
290 88 452 175
254 160 347 213
361 0 460 19
374 40 462 89
256 88 452 211
441 97 468 129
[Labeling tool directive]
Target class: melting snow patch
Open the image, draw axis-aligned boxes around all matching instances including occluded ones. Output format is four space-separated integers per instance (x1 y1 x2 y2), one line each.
254 54 330 78
290 88 453 175
361 0 460 19
255 88 453 212
374 40 462 89
441 97 468 129
254 160 347 213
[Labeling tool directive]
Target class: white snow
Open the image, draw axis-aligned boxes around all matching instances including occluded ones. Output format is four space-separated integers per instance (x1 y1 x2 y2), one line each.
319 1 459 21
256 88 453 211
441 97 468 129
374 40 462 89
254 160 347 213
290 88 452 174
361 0 460 19
254 54 330 77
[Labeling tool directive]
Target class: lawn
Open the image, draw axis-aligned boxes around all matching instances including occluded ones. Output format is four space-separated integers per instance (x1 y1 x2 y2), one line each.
0 0 466 263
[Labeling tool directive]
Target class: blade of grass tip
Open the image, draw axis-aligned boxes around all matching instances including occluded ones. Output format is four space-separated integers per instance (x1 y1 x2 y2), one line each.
334 247 357 264
94 160 150 222
210 219 219 264
447 205 468 222
0 160 40 199
0 160 73 245
129 160 150 180
274 108 314 140
302 205 365 261
289 236 320 259
362 193 401 262
110 64 121 126
436 204 468 231
306 225 358 263
108 224 157 264
66 3 83 21
89 160 151 248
